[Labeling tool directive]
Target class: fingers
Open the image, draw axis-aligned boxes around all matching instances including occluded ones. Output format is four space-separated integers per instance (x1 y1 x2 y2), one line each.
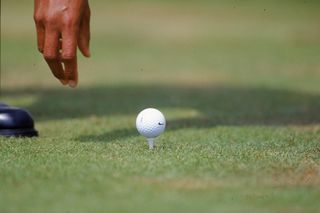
43 27 66 84
61 28 78 87
78 7 91 57
63 57 78 88
34 0 90 88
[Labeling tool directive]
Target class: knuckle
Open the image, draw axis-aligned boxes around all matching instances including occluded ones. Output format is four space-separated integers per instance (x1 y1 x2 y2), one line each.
43 53 57 61
63 18 78 28
33 13 43 23
61 53 75 61
45 16 57 25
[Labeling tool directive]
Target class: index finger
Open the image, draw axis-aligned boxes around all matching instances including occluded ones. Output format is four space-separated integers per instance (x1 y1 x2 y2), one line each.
43 28 67 85
63 57 78 88
61 28 78 87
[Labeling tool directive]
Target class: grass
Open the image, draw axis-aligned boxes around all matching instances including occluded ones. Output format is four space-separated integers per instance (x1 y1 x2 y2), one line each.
1 0 320 212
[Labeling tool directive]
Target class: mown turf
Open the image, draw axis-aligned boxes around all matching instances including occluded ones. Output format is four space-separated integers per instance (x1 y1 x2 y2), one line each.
1 0 320 212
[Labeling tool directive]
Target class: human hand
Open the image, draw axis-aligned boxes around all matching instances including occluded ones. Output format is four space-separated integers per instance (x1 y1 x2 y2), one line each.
34 0 90 88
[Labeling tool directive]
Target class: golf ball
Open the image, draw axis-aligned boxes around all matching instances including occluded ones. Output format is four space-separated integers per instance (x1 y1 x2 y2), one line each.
136 108 166 138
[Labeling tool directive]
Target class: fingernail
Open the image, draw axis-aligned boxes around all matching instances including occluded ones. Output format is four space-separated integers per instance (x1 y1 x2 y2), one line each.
68 80 77 88
86 50 91 57
60 79 68 85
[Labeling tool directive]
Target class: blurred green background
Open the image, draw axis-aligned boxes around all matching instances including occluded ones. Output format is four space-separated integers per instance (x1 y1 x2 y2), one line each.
2 0 320 90
1 0 320 212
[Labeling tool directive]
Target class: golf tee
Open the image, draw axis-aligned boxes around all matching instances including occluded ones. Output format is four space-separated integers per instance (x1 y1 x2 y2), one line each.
147 138 155 149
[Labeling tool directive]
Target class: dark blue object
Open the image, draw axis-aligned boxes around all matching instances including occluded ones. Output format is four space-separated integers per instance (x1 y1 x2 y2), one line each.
0 104 38 137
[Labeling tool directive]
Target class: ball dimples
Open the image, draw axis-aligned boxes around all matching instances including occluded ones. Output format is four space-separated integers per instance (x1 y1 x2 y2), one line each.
136 108 166 138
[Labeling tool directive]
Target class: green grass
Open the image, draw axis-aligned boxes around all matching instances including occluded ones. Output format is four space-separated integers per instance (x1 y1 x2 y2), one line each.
1 0 320 212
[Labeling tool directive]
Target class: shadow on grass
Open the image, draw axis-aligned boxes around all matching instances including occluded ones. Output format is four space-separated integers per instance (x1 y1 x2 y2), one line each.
3 85 320 142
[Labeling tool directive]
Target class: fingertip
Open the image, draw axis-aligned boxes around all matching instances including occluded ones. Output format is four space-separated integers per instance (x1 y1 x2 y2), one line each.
86 49 91 57
79 45 90 57
68 80 77 88
84 50 90 58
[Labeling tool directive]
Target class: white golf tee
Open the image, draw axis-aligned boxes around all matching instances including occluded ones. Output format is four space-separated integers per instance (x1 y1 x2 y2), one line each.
147 138 155 149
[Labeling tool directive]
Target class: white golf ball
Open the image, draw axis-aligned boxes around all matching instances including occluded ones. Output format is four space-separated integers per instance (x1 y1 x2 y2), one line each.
136 108 166 138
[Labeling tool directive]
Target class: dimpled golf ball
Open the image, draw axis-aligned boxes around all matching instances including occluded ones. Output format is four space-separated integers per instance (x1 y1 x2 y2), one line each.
136 108 166 138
